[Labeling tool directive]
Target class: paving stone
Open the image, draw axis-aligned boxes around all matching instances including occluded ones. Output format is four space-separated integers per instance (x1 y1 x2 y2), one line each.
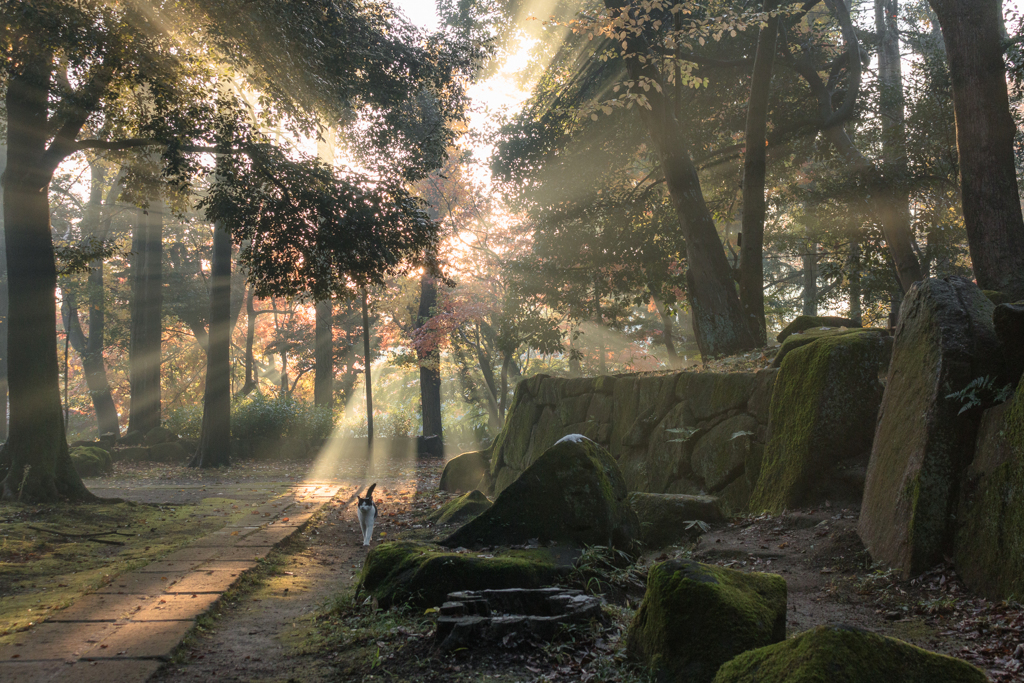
165 570 243 594
48 594 157 623
0 621 114 660
271 513 314 527
135 560 204 574
131 593 220 621
94 573 186 595
235 527 295 546
189 531 240 547
83 620 194 659
0 661 67 682
194 559 258 572
158 547 220 563
64 658 162 683
206 545 273 561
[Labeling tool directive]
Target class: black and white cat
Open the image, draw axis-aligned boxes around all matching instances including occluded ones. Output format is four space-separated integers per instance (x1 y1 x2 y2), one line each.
357 483 378 547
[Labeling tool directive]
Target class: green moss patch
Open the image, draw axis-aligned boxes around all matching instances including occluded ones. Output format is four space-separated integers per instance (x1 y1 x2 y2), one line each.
626 559 786 683
713 624 987 682
777 315 861 343
750 330 887 513
425 490 492 527
443 438 639 551
357 541 571 609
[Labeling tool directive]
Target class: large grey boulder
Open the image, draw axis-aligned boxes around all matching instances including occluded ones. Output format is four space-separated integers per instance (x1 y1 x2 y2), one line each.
443 436 639 551
628 492 727 548
859 277 1003 576
439 450 491 493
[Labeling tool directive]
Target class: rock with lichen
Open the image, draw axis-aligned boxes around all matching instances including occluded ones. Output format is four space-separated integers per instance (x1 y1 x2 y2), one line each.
860 277 1003 577
443 437 639 551
713 624 987 683
777 315 861 343
626 559 786 683
426 490 492 527
70 446 113 477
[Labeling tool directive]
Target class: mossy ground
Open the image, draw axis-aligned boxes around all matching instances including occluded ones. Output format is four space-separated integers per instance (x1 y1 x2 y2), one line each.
0 497 250 637
712 624 988 682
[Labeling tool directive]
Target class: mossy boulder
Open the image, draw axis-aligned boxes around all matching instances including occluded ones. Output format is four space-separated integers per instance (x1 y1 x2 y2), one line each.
111 446 149 463
749 330 889 513
427 490 493 527
993 301 1024 384
490 382 542 493
442 437 639 551
628 493 726 548
439 450 491 493
691 414 759 493
860 277 1003 577
148 441 191 463
627 559 786 683
771 326 887 369
955 391 1024 599
70 446 113 477
143 426 178 446
777 315 861 343
713 624 987 683
358 541 570 609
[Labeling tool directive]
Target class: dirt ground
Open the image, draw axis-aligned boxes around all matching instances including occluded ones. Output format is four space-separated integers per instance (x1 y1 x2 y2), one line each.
149 461 1024 683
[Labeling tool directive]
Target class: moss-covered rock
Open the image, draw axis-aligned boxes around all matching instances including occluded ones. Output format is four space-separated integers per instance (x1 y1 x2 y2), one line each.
442 437 639 551
427 490 493 527
777 315 861 343
358 541 570 609
860 277 1003 577
750 330 888 513
439 450 491 493
628 493 726 548
627 559 786 683
679 372 758 421
490 382 542 493
642 402 698 493
746 368 778 425
713 624 987 683
955 395 1024 599
70 446 113 477
143 426 177 446
692 415 759 492
111 446 150 462
148 441 191 463
994 301 1024 384
771 326 888 369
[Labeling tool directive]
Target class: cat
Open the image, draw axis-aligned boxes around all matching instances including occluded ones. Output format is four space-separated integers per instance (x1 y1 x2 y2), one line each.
357 483 378 547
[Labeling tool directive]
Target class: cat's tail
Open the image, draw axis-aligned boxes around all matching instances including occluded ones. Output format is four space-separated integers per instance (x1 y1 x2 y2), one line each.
364 483 377 498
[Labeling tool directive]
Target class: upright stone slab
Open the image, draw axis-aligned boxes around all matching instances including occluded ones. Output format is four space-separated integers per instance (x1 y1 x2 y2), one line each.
749 330 888 513
859 278 1002 576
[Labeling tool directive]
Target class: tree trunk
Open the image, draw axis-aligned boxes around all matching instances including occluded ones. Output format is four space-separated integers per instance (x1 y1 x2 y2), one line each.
928 0 1024 297
604 0 756 358
191 221 232 468
314 298 333 407
361 288 374 445
739 0 780 346
651 293 681 369
417 272 443 449
0 62 93 502
128 199 163 436
499 353 512 421
239 287 256 396
875 0 924 294
848 240 863 325
0 145 9 442
802 240 818 315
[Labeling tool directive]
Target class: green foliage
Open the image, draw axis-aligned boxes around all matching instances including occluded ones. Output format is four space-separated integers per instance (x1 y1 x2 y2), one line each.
164 395 334 444
945 375 1014 415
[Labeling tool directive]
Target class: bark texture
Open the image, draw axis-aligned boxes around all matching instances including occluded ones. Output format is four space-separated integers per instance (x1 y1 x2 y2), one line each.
128 199 164 435
314 298 333 407
417 272 443 448
361 288 374 444
191 222 232 468
928 0 1024 297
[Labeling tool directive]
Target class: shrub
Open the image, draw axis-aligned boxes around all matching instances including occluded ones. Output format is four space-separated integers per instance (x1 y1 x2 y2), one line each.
163 395 335 445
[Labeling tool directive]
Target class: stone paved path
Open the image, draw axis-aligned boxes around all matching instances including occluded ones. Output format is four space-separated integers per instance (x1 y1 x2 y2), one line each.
0 481 348 683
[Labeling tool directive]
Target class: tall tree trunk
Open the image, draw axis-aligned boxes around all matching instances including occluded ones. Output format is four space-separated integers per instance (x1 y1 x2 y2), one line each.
0 144 8 442
928 0 1024 297
604 0 755 358
651 293 681 369
417 271 443 450
739 0 780 346
802 240 818 315
499 353 512 421
0 61 93 502
875 0 924 293
128 199 163 436
361 288 373 445
314 298 333 408
191 221 232 468
239 287 256 396
594 276 607 374
848 240 863 325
